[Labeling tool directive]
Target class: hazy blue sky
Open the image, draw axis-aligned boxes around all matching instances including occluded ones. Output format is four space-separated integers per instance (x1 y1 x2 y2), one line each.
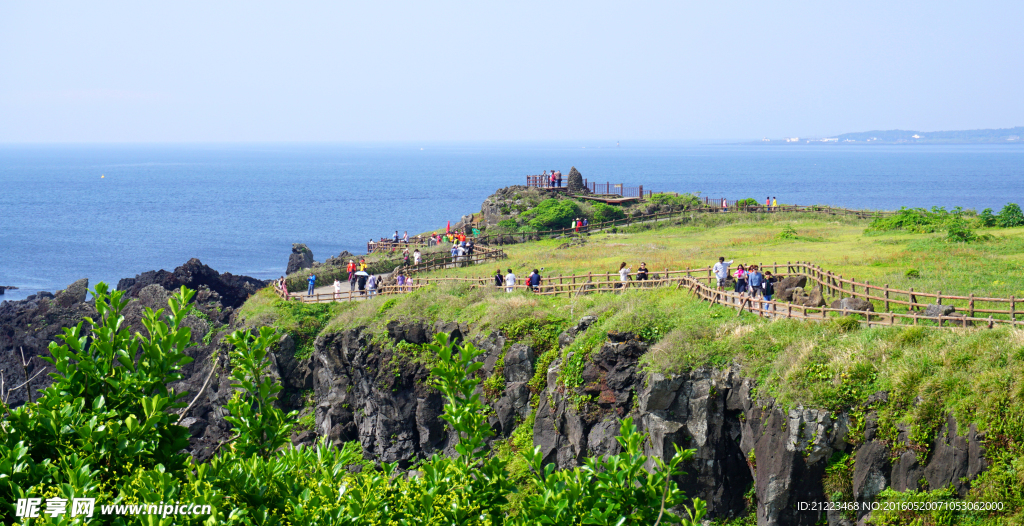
1 1 1021 142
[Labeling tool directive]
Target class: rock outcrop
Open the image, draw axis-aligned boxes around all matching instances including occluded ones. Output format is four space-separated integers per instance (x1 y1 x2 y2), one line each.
287 244 315 274
566 167 589 194
117 258 266 310
830 297 875 313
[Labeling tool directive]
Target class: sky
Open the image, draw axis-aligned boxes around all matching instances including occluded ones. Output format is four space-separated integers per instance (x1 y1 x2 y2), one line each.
1 1 1022 142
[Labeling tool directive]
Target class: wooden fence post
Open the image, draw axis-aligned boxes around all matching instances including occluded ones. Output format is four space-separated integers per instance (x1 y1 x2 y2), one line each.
969 293 975 318
884 285 890 312
1012 296 1017 322
936 291 942 305
909 288 917 311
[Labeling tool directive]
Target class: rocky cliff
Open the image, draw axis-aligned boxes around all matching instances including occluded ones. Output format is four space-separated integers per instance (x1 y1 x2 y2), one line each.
3 267 990 525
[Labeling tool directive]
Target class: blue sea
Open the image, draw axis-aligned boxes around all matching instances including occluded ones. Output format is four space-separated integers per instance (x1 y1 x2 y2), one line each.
2 142 1023 301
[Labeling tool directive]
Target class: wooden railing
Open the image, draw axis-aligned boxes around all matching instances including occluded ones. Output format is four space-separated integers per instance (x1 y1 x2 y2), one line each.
273 260 1022 329
367 238 433 253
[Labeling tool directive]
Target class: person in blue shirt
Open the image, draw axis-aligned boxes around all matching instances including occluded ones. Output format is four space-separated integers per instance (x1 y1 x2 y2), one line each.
528 269 542 292
747 266 764 298
307 274 316 296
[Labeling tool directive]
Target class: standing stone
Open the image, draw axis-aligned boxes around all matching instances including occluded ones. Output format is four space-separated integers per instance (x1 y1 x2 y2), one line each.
287 244 314 274
55 278 89 307
566 167 590 194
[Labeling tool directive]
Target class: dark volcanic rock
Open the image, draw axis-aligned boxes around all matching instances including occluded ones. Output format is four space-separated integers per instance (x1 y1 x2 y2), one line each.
566 166 589 194
924 304 956 317
287 243 314 274
830 297 874 312
117 258 266 309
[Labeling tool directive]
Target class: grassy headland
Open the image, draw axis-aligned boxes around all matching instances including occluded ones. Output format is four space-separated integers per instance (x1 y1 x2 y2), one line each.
237 208 1024 523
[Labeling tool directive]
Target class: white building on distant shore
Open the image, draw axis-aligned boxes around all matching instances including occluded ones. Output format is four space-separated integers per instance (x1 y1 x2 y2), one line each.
785 137 800 142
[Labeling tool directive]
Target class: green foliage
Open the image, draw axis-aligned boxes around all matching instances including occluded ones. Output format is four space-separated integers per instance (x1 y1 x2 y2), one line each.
497 219 520 231
735 198 760 208
946 217 988 243
777 225 798 240
904 268 920 279
866 207 954 234
0 283 198 522
224 327 298 459
822 452 855 504
978 208 997 227
589 202 626 224
648 192 702 209
526 198 582 230
997 202 1024 228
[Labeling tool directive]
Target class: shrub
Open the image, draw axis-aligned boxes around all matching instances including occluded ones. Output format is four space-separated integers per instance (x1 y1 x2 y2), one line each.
735 198 760 208
648 192 702 209
978 208 997 227
526 198 581 230
998 203 1024 228
777 225 798 240
866 207 950 234
946 217 980 243
589 202 626 224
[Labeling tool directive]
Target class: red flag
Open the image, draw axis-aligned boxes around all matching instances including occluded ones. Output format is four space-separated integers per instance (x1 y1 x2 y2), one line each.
446 221 451 233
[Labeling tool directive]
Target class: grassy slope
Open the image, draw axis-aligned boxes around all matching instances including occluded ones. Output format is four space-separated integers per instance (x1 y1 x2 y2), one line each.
237 213 1024 523
422 212 1024 301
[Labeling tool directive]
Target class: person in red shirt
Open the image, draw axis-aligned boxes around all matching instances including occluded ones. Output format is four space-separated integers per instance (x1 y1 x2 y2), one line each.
346 260 356 273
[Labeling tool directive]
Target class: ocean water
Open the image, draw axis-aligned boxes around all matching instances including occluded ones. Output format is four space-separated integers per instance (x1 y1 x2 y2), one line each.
1 142 1022 302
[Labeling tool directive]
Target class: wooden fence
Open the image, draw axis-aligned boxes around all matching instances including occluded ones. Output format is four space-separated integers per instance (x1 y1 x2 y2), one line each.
273 259 1023 329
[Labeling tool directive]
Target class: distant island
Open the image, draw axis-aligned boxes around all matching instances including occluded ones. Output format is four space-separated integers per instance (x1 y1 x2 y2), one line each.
755 126 1024 144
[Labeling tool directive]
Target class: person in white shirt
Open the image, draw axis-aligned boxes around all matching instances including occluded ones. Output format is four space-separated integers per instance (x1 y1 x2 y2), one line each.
413 249 422 265
713 257 733 290
618 262 631 288
333 279 342 300
505 268 516 293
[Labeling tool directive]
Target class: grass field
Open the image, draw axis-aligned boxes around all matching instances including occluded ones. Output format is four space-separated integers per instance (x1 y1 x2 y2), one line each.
417 212 1024 301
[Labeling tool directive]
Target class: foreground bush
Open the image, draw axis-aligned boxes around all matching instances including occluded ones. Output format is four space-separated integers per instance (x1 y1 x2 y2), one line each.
0 285 706 525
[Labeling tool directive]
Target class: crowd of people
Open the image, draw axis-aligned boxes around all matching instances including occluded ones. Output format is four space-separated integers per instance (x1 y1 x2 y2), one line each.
712 256 779 307
541 170 563 188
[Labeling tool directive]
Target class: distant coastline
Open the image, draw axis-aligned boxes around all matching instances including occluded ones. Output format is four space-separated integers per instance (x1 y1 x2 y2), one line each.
749 126 1024 145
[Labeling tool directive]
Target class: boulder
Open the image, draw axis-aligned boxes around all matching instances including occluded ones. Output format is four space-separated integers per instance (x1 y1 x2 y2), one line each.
55 278 88 307
566 167 590 194
287 244 314 274
773 276 808 301
801 285 826 308
829 297 874 313
924 304 956 317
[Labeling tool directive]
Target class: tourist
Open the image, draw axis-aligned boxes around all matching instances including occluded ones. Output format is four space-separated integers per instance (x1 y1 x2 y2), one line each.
721 198 728 212
403 231 409 243
505 268 516 293
574 218 580 233
618 262 631 288
494 268 504 287
393 231 400 243
466 239 474 257
413 249 422 265
403 248 410 266
748 265 764 298
636 262 649 281
405 275 413 292
550 172 556 188
762 271 776 310
582 218 588 229
396 271 406 292
307 273 316 296
734 265 748 295
357 273 368 295
556 171 562 187
451 243 459 266
766 197 771 211
333 279 342 300
772 197 778 210
713 257 733 290
349 267 357 292
528 269 542 292
359 258 367 272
